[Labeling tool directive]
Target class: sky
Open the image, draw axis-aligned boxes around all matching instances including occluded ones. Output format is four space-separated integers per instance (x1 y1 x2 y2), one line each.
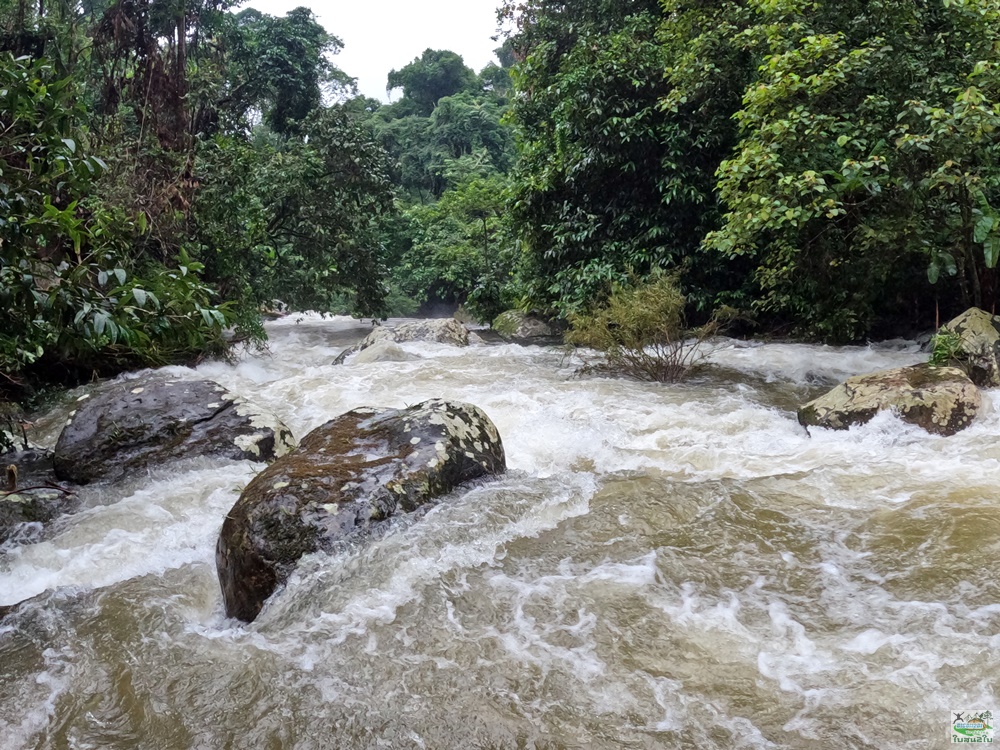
244 0 504 101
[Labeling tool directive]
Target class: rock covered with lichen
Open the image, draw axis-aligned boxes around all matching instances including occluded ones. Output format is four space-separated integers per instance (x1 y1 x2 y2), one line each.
53 374 295 485
491 310 557 342
936 307 1000 387
797 364 981 436
334 319 470 364
216 399 506 622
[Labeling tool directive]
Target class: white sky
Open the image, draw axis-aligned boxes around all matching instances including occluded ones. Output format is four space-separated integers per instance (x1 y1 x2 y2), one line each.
243 0 504 101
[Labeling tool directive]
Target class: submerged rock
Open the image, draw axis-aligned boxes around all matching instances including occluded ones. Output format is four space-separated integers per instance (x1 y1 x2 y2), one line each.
0 486 76 546
492 310 557 342
216 399 506 622
937 308 1000 387
1 443 78 545
53 375 295 485
350 341 422 364
334 319 470 364
797 365 980 436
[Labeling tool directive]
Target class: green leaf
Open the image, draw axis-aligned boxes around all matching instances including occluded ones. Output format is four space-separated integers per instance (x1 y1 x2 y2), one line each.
61 138 76 153
928 260 940 284
132 288 147 307
985 236 1000 269
93 310 108 337
974 215 994 244
114 268 127 285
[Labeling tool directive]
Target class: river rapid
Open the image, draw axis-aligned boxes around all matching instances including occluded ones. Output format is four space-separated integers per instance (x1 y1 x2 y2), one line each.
1 315 997 749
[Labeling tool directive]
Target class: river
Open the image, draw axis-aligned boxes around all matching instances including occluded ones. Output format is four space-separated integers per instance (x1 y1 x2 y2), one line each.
1 315 997 749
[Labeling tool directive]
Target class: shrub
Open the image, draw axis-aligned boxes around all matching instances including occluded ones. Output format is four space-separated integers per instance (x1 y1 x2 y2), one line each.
567 274 730 382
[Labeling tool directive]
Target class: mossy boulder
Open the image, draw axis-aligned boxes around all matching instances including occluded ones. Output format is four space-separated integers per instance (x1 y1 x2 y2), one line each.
334 319 470 364
53 375 295 485
216 399 506 622
797 365 981 436
492 310 556 342
937 307 1000 387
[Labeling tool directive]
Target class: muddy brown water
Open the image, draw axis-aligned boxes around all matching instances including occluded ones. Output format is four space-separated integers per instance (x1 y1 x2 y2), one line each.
1 316 996 749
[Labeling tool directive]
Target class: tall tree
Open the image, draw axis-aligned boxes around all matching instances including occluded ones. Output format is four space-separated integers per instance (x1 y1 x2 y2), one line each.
387 48 478 116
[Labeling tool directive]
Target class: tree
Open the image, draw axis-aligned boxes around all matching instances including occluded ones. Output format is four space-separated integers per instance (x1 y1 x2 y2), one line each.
193 105 397 317
0 54 232 388
387 49 478 116
707 0 1000 339
505 0 745 316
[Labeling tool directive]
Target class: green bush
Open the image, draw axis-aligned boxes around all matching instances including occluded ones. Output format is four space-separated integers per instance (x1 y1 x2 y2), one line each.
567 274 728 382
0 54 234 388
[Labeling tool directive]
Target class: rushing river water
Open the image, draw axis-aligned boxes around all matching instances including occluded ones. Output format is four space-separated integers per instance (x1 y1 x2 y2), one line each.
1 315 998 749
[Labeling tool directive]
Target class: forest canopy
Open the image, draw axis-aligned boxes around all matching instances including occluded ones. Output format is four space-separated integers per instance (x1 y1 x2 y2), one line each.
2 0 999 397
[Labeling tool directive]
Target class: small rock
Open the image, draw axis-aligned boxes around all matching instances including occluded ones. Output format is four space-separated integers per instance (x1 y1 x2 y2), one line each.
350 342 422 364
491 310 558 342
797 364 981 436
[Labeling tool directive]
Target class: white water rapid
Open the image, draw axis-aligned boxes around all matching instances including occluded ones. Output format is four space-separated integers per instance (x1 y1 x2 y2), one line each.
1 315 997 749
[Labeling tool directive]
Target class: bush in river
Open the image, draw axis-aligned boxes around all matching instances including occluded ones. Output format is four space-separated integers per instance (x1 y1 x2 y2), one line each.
567 274 731 383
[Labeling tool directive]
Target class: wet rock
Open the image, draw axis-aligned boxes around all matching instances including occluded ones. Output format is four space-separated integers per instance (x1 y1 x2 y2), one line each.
0 486 76 546
1 441 78 545
350 342 422 364
492 310 558 342
936 308 1000 387
334 319 470 364
797 365 981 436
216 399 506 622
53 375 295 485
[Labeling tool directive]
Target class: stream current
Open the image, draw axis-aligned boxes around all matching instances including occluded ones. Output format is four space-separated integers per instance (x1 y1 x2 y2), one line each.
1 315 998 749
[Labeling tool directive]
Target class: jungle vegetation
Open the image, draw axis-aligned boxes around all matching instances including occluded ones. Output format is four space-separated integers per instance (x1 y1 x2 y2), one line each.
2 0 999 397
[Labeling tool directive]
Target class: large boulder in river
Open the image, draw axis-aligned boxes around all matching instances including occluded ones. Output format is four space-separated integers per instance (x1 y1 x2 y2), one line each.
334 319 470 364
53 375 295 485
937 308 1000 387
216 399 506 622
797 365 981 436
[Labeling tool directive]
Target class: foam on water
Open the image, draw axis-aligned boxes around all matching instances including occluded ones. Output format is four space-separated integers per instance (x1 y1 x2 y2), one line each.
1 316 998 748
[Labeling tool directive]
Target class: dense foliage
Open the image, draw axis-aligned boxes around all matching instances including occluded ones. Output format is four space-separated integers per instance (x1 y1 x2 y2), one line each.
503 0 1000 341
0 0 397 395
366 47 520 320
5 0 1000 401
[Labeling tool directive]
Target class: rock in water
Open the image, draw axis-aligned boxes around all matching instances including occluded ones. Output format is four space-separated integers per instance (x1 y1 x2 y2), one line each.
797 365 981 436
350 342 422 364
54 375 295 485
216 399 506 622
937 307 1000 387
334 319 470 364
491 310 557 342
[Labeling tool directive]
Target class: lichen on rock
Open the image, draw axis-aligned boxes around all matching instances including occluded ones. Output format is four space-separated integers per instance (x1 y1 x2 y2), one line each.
333 319 470 364
53 374 295 485
797 364 981 436
216 399 506 623
937 307 1000 387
